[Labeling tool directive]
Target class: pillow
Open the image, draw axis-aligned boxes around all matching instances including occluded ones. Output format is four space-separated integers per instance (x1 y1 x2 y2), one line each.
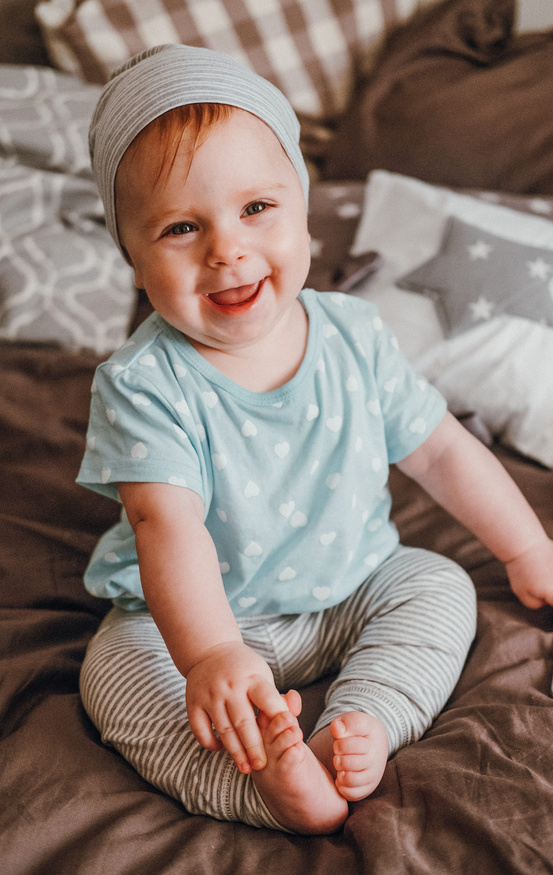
349 169 553 468
34 0 441 162
324 0 553 195
0 0 50 65
398 216 553 336
306 181 366 291
0 65 136 354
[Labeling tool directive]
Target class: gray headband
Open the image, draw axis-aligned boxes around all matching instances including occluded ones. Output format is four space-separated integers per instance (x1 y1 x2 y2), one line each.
89 44 310 252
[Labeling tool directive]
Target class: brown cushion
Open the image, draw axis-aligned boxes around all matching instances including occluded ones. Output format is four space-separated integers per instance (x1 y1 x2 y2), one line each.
324 0 553 194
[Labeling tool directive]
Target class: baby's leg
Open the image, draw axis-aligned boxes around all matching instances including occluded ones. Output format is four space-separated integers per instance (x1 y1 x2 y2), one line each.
308 547 476 785
80 607 289 831
251 692 348 834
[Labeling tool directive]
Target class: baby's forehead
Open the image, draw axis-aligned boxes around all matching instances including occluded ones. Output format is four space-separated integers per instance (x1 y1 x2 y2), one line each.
117 105 293 191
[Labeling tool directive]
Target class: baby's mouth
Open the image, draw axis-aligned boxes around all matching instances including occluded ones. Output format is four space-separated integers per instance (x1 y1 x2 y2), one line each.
207 280 263 307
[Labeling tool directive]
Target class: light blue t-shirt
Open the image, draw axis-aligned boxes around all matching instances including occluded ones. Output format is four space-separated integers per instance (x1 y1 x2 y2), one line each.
77 289 447 616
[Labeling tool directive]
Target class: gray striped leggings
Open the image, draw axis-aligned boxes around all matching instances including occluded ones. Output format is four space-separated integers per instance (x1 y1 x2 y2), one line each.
80 545 476 830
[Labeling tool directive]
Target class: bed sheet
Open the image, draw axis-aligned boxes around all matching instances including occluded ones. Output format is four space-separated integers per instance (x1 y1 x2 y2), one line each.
1 343 553 874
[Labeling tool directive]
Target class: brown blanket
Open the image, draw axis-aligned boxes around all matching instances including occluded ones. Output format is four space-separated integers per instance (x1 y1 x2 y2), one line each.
1 341 552 874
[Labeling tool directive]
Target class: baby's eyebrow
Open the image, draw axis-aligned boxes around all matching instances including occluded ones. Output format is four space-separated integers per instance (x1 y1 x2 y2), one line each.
140 211 185 234
142 182 291 230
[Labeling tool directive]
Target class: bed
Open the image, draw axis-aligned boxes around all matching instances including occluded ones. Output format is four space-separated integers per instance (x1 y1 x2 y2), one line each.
2 1 553 872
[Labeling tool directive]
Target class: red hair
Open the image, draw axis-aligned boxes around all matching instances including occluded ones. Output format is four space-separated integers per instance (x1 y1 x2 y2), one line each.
120 102 235 187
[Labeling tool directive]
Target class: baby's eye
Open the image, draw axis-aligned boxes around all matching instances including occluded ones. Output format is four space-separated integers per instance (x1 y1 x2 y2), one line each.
244 201 268 216
167 222 196 236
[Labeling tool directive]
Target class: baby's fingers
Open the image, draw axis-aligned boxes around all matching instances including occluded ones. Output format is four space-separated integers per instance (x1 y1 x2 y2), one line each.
248 678 290 720
188 706 224 752
224 701 267 772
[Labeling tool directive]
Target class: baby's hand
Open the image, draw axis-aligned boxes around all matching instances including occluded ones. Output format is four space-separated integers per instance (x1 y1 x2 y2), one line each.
506 535 553 609
186 641 287 774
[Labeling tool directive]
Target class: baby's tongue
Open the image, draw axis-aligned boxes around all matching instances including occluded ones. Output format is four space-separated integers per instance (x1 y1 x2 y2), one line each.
209 283 257 306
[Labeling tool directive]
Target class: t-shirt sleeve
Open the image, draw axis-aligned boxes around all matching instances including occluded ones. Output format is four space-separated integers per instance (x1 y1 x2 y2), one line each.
371 312 447 463
77 360 206 501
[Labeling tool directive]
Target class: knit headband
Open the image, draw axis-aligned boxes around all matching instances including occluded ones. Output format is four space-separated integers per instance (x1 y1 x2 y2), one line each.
89 43 310 253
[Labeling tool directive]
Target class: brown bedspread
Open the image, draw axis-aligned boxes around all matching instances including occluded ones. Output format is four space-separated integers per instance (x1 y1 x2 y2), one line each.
1 341 553 874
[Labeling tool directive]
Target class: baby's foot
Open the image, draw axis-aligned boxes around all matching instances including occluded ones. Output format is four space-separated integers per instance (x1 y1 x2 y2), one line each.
252 703 349 834
330 711 389 801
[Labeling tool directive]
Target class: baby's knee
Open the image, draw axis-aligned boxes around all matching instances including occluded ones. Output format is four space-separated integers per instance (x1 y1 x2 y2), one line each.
421 553 477 649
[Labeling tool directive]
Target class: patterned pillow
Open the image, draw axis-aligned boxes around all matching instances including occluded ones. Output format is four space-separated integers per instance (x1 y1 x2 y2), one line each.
0 65 136 354
35 0 439 133
398 216 553 336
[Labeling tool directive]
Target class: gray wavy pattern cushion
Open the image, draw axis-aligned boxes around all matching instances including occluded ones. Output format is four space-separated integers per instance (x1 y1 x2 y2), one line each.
0 65 136 354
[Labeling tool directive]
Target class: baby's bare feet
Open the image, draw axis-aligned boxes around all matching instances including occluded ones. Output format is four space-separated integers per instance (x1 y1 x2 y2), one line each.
308 711 388 801
330 711 389 801
252 699 349 834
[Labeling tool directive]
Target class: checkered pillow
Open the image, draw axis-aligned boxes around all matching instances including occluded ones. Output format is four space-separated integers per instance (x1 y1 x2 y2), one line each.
35 0 437 128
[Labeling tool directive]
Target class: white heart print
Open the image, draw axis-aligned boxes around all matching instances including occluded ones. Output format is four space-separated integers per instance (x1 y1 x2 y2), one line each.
326 416 342 433
274 441 290 459
367 400 381 416
239 597 257 608
313 586 331 601
279 567 296 581
175 399 191 417
131 442 148 459
323 323 338 338
173 425 189 442
320 532 336 546
326 473 341 490
202 391 219 408
290 511 308 528
212 453 227 470
168 476 187 487
132 393 150 406
244 480 260 498
409 417 426 434
279 501 295 519
346 375 359 392
244 542 262 557
241 419 257 437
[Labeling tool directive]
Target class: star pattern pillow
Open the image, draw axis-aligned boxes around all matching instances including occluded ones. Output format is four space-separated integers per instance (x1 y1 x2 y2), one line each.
398 217 553 336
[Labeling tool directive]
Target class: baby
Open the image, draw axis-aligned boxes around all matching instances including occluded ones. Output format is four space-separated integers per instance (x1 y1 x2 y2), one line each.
78 44 553 835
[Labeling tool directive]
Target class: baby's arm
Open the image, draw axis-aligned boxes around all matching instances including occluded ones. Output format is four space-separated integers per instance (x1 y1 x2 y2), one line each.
118 481 288 773
398 411 553 608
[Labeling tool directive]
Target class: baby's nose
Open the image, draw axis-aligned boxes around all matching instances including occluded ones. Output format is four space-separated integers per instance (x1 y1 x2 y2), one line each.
206 226 247 268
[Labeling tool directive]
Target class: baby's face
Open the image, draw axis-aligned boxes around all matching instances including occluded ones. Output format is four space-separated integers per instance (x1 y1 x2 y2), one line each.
115 109 311 356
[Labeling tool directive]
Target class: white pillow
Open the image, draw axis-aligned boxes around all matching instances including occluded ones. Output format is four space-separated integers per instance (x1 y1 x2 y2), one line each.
351 170 553 468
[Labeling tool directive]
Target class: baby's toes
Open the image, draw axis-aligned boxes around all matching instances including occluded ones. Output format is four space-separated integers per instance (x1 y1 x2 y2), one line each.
333 752 365 774
333 736 369 761
335 775 374 802
262 710 303 758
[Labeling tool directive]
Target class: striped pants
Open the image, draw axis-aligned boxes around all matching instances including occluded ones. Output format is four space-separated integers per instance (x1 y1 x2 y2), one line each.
80 545 476 831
